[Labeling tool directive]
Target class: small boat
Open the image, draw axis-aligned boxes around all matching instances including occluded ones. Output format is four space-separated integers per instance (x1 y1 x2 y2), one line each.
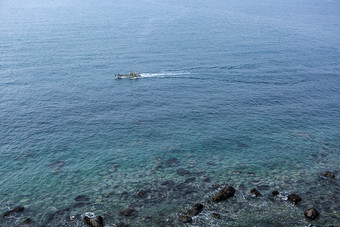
115 72 141 79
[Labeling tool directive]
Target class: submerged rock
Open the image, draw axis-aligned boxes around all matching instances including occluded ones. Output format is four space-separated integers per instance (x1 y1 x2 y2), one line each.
121 192 128 197
211 213 221 219
73 202 91 208
184 177 196 184
322 171 335 178
83 214 104 227
2 206 24 217
211 185 236 202
119 208 136 216
203 177 211 182
257 185 270 190
287 194 302 205
164 158 179 167
304 208 319 220
75 195 90 201
250 188 261 197
137 190 147 198
48 161 65 173
22 218 33 224
160 180 174 186
271 190 279 196
176 168 191 176
178 214 192 223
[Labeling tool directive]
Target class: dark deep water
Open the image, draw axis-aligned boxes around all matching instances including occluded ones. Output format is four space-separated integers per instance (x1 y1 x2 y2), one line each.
1 0 340 226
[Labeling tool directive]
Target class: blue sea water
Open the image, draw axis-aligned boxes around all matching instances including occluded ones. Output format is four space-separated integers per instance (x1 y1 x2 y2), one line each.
1 0 340 226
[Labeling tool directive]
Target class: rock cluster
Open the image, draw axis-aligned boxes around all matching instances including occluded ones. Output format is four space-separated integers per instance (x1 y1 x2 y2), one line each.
3 168 337 225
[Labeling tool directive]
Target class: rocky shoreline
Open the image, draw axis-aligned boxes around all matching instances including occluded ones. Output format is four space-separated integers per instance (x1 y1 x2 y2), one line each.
1 170 339 226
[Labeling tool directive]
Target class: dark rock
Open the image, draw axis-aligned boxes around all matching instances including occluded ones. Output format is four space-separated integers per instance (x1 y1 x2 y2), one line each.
116 222 129 227
176 168 191 176
83 215 104 227
193 203 204 211
75 195 90 201
250 188 261 197
11 206 24 212
304 208 319 220
22 218 33 224
211 213 221 219
137 190 147 197
211 185 236 202
178 214 192 223
322 171 335 178
271 190 279 196
119 208 136 216
187 203 204 217
287 194 302 205
2 206 25 217
187 209 200 217
121 192 128 197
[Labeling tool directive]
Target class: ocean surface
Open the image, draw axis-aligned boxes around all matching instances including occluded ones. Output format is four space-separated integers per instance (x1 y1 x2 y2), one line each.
1 0 340 226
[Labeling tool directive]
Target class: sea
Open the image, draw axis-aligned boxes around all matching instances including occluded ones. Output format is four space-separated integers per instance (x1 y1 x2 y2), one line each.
1 0 340 226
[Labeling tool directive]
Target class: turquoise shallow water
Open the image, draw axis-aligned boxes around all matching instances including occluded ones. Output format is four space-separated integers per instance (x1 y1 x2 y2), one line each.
1 0 340 226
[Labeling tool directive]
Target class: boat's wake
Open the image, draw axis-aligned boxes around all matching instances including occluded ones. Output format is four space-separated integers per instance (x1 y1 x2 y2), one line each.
140 72 191 78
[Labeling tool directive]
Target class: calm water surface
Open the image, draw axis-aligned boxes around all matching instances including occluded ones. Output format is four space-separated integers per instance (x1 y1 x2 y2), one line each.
1 0 340 226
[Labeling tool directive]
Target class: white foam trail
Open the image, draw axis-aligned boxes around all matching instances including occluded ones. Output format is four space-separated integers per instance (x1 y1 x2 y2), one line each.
140 72 191 78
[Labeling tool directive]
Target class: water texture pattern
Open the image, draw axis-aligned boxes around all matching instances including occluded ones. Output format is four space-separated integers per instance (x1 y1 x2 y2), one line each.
1 0 340 226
